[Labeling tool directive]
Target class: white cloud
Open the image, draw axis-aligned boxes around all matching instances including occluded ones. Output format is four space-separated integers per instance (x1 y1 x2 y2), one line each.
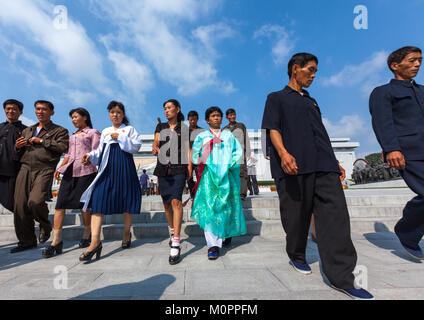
0 0 110 94
323 115 368 138
192 22 236 58
20 115 36 126
253 24 294 65
89 0 235 95
107 50 154 99
0 34 47 69
218 81 238 94
321 51 389 96
66 90 96 106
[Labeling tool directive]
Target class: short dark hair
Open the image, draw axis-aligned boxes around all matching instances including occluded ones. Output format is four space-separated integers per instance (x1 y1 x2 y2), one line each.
287 53 318 78
69 107 93 128
3 99 23 112
107 101 129 125
387 46 422 72
188 110 199 119
205 106 223 120
225 108 236 116
143 169 147 173
163 99 185 122
34 100 54 110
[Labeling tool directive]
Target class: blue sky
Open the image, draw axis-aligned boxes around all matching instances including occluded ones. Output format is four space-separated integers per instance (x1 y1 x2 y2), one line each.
0 0 423 157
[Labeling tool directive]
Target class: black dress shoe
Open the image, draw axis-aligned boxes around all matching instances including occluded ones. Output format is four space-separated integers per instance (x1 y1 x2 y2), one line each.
39 231 51 243
79 243 102 262
169 245 181 265
223 237 232 248
79 235 91 248
122 233 132 249
10 244 37 253
42 242 63 258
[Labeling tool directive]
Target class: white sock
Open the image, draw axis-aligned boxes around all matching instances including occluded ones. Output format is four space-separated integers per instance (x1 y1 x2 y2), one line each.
170 236 180 256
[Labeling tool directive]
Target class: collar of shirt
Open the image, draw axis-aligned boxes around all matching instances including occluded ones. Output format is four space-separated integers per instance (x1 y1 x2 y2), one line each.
189 125 202 131
209 128 222 139
226 122 244 130
30 121 54 132
390 78 417 88
72 127 91 135
2 120 23 127
113 124 127 131
284 85 311 97
162 122 182 130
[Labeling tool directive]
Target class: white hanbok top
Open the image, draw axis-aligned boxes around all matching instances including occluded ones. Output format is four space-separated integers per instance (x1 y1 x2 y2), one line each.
80 124 142 211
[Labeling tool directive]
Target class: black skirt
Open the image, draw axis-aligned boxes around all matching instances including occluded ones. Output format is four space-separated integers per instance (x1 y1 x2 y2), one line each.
158 173 187 204
56 165 97 210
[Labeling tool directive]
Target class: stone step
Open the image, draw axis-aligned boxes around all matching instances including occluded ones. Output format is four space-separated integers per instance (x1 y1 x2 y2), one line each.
0 205 405 227
0 220 278 242
0 216 401 242
344 195 413 206
0 194 415 215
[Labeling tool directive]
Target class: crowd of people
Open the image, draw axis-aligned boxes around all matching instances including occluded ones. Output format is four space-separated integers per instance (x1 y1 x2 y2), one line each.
0 97 253 264
0 45 423 301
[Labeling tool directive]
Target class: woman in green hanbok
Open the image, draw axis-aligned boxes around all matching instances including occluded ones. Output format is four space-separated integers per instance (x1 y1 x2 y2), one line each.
191 107 247 260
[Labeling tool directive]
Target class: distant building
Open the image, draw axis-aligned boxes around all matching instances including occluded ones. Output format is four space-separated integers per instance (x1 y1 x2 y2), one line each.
330 138 360 180
135 132 359 181
53 132 359 190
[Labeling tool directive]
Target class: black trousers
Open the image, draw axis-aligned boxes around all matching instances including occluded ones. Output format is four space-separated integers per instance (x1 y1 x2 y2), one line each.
247 174 259 195
0 175 16 212
240 164 248 198
278 172 357 290
395 160 424 249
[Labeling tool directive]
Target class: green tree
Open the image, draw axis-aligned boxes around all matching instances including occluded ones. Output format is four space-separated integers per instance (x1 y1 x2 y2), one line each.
365 152 383 165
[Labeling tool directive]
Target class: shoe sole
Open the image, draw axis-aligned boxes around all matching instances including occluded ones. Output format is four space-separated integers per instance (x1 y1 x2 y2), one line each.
289 261 312 275
42 252 63 259
331 286 375 300
169 259 181 265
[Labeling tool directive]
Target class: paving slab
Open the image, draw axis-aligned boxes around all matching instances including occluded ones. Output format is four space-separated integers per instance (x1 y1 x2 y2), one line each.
0 233 423 300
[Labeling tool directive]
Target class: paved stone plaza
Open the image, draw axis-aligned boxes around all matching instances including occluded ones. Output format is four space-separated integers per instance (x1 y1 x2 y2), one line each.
0 189 423 300
0 233 423 300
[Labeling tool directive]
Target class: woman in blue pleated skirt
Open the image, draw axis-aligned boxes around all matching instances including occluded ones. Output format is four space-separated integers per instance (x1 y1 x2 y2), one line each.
79 101 142 262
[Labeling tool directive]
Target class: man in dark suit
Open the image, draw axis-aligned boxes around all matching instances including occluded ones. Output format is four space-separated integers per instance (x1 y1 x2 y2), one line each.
223 109 251 201
369 46 424 260
262 52 373 300
0 99 27 213
11 100 69 253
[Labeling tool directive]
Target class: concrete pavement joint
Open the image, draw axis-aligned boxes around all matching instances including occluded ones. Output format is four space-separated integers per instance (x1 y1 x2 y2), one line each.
266 266 292 292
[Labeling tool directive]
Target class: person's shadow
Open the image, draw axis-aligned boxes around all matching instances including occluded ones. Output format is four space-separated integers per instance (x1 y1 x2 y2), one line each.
364 222 422 263
71 274 176 300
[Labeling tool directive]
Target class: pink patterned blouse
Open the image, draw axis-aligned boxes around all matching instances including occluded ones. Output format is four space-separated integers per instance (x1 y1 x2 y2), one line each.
58 127 101 177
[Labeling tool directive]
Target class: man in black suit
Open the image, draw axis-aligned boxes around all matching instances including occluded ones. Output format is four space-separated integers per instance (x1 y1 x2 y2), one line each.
369 46 424 260
262 52 373 300
0 99 27 213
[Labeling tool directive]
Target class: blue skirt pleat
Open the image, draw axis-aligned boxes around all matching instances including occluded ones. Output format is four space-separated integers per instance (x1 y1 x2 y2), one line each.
91 143 141 215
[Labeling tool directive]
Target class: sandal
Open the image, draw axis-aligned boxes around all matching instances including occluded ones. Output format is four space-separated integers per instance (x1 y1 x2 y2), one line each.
208 246 220 260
